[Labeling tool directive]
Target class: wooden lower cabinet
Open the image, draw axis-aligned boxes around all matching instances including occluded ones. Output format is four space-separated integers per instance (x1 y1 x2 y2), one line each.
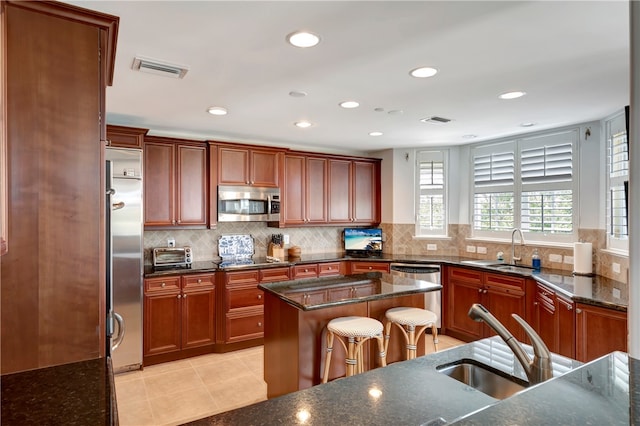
444 267 526 342
224 270 264 343
350 261 389 274
144 274 215 364
575 303 627 362
531 283 575 358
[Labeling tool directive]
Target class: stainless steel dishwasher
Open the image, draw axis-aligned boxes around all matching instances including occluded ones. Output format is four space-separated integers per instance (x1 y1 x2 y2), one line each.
389 263 441 327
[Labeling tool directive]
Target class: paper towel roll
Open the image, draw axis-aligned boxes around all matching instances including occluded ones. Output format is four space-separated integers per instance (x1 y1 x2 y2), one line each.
573 242 593 275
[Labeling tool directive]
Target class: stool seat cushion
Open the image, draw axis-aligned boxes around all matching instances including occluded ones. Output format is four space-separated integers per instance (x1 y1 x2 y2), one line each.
327 316 383 337
386 307 437 327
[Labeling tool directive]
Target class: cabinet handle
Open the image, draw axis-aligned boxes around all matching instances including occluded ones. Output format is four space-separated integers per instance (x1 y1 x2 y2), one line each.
533 301 538 306
177 294 182 299
183 294 187 298
161 282 166 288
328 266 333 270
478 288 483 293
197 279 202 283
483 289 488 294
304 268 309 272
567 304 573 311
576 308 582 314
368 266 372 270
257 294 262 300
257 322 262 327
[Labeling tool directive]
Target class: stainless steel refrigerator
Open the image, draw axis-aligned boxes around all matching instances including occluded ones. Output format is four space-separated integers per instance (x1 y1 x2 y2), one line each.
106 147 143 373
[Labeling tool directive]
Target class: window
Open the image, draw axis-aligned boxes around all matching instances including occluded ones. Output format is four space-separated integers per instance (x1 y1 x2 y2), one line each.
472 130 578 242
606 111 628 251
416 150 447 236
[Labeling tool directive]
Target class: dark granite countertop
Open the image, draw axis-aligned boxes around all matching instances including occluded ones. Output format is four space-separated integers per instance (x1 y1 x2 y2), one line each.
144 252 628 311
185 336 617 425
259 272 442 311
1 357 117 426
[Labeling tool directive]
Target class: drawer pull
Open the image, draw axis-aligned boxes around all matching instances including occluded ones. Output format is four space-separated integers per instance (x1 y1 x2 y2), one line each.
368 266 372 270
257 322 262 327
197 279 202 283
567 304 573 311
304 268 309 272
177 294 182 299
478 288 483 293
161 282 166 288
257 294 262 300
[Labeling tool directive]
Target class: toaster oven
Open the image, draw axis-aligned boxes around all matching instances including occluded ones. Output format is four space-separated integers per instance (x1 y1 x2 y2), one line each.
153 246 193 268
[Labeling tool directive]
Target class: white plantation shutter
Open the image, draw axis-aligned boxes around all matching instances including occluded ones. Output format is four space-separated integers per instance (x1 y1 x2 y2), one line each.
474 152 515 187
521 143 573 184
416 151 447 236
606 111 629 248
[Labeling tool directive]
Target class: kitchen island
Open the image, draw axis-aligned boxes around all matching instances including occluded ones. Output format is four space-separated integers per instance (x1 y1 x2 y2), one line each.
185 336 633 425
258 272 442 398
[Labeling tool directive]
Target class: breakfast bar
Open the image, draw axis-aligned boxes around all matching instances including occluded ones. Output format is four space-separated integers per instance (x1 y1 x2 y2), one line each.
259 272 442 398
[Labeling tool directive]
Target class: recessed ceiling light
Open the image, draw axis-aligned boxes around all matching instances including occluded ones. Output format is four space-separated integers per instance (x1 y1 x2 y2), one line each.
499 91 527 100
410 67 438 78
388 109 404 115
369 131 383 136
374 107 385 112
520 122 536 127
294 121 313 128
289 90 307 98
207 106 227 116
286 31 320 48
339 101 359 109
462 134 478 139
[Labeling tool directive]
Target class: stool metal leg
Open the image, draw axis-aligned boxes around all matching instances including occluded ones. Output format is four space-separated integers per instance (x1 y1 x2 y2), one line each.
431 324 439 352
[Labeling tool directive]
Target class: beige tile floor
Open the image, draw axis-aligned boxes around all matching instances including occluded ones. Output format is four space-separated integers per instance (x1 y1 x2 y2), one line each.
115 335 465 426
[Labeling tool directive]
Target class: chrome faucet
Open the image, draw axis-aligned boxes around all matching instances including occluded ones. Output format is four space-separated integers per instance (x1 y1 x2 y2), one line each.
511 228 525 265
468 303 553 385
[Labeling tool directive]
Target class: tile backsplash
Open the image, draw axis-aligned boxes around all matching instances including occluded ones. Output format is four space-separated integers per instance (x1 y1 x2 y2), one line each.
145 222 629 284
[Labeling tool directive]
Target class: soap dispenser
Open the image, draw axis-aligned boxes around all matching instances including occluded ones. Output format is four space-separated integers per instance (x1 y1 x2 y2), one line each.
532 249 541 271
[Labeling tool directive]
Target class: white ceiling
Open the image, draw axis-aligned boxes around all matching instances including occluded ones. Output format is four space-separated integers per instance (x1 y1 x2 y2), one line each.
67 1 630 155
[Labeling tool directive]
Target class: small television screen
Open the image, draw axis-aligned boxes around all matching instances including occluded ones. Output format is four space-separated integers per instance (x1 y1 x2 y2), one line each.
344 228 382 255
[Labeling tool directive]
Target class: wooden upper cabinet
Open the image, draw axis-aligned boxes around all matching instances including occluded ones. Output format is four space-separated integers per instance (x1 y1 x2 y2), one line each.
282 154 327 226
328 158 381 225
144 136 208 229
106 124 148 149
217 144 280 187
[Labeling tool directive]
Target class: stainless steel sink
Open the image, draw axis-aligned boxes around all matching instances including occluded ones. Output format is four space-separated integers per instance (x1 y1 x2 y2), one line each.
436 360 529 400
495 264 535 274
460 260 506 267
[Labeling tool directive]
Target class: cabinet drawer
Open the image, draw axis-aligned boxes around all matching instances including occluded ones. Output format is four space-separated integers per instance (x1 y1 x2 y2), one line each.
226 310 264 342
318 262 342 276
228 287 264 309
145 276 181 293
259 267 290 283
485 273 525 291
182 273 215 290
226 270 260 286
350 261 389 273
292 264 319 279
448 267 483 283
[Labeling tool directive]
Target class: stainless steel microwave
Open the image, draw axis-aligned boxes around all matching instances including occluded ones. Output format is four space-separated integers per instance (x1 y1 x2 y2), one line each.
218 185 280 222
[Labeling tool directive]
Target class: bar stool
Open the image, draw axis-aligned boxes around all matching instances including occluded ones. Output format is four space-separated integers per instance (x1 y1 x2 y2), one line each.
322 316 387 383
384 307 439 360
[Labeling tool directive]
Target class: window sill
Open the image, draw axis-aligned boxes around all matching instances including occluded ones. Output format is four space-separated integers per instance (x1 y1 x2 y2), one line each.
465 236 574 249
600 248 628 257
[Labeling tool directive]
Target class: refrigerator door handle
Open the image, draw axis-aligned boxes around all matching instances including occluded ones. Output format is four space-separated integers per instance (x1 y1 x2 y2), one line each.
111 311 126 351
112 201 125 210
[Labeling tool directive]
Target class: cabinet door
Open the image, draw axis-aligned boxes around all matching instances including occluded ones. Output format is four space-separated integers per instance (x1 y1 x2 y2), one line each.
218 146 249 185
327 159 352 223
532 284 557 353
306 157 328 223
144 291 182 356
176 144 207 226
182 288 216 349
259 267 291 283
283 155 306 225
557 296 575 358
318 262 342 276
106 125 147 149
352 161 378 224
144 142 175 226
445 268 483 340
576 303 627 362
484 273 526 341
292 264 319 279
250 150 279 187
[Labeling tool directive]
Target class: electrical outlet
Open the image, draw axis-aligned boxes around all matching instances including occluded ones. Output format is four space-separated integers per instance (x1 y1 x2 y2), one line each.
563 255 573 264
283 234 290 245
613 262 621 273
549 254 562 263
167 238 175 248
477 246 487 254
613 288 621 299
466 245 476 253
427 244 437 251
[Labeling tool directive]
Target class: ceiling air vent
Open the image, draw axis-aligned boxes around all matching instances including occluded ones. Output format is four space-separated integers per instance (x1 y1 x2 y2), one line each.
132 56 189 79
420 116 452 124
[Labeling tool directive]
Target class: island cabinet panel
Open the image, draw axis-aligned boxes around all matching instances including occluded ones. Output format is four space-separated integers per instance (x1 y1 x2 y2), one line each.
444 267 526 342
217 144 281 187
575 303 627 362
144 137 208 229
144 274 216 365
1 0 118 373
